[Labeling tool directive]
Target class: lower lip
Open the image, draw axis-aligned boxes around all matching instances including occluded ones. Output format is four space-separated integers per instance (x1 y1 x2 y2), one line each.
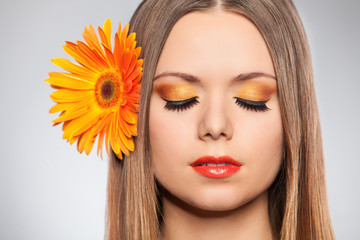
191 165 241 178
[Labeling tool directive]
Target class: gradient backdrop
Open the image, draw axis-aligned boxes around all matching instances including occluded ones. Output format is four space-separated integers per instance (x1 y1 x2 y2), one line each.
0 0 359 239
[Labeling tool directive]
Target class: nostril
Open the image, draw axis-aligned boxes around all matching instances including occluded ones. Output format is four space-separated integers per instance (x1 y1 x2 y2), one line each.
203 131 229 140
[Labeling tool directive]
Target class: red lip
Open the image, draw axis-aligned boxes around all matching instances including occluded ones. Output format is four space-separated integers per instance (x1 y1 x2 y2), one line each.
191 156 241 179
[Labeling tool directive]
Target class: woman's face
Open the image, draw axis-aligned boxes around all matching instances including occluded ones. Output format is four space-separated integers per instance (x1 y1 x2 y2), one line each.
149 10 283 211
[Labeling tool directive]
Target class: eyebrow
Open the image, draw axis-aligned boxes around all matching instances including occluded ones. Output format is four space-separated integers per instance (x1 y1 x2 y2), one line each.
153 71 276 82
233 72 277 81
153 72 199 82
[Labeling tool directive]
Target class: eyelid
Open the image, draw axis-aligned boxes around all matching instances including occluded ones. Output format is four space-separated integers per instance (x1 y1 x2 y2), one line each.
235 81 276 101
154 83 198 101
161 96 198 103
234 97 269 105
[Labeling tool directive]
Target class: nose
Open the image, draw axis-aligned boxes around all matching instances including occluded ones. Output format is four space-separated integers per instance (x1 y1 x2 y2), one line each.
197 96 233 141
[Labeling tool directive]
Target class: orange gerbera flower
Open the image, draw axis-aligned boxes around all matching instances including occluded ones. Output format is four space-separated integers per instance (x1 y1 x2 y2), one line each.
46 19 142 159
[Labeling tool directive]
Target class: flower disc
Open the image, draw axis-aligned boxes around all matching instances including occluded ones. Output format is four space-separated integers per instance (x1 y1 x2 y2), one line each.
95 72 122 108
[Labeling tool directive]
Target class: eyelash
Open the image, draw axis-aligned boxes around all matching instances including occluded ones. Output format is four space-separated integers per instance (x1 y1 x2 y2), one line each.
234 97 270 112
162 97 199 112
162 97 270 112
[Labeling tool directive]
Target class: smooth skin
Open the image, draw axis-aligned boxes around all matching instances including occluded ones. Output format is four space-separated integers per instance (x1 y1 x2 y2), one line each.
149 10 283 240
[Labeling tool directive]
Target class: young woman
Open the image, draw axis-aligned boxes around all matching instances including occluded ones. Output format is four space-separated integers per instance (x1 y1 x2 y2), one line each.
105 0 335 239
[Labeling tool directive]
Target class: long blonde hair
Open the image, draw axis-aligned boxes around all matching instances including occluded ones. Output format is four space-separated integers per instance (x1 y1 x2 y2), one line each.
105 0 335 239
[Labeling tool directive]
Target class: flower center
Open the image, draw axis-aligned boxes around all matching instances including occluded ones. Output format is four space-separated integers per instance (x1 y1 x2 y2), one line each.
95 72 122 108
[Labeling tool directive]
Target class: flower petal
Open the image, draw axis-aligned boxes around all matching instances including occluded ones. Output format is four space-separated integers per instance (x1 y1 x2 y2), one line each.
98 27 112 53
97 129 106 158
63 43 101 73
124 53 137 79
119 129 134 152
52 105 90 123
77 40 109 69
114 33 124 68
120 107 137 124
103 19 112 49
51 58 95 78
119 23 129 41
125 32 136 50
46 75 94 90
63 106 102 138
49 100 92 114
83 25 104 58
50 89 93 103
121 49 132 74
128 123 137 136
109 118 121 156
77 129 91 153
101 43 116 68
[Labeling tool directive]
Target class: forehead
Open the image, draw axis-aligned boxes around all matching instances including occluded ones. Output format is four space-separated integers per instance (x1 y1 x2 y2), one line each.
155 10 275 78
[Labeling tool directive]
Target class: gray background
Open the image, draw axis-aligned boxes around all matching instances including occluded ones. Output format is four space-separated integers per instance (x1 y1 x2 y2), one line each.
0 0 358 239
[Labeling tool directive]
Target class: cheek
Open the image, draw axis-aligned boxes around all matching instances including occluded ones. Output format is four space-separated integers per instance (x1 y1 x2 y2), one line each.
149 98 195 180
149 111 191 159
244 113 283 154
235 107 283 189
254 114 283 167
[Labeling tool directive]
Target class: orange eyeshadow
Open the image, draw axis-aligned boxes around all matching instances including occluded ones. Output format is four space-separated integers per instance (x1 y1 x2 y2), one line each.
236 81 277 101
154 83 198 101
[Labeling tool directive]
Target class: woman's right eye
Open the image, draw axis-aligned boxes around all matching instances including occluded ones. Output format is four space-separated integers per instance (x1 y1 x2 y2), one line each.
162 97 199 112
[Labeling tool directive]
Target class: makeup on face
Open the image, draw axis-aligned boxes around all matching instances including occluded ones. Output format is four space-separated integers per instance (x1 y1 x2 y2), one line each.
235 79 277 102
191 155 242 178
153 75 277 112
153 82 198 101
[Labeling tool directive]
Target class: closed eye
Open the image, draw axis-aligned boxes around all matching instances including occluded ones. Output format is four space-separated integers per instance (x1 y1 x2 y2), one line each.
162 97 199 112
234 97 270 112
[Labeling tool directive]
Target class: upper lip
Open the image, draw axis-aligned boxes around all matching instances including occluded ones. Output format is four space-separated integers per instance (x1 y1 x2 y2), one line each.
191 155 241 167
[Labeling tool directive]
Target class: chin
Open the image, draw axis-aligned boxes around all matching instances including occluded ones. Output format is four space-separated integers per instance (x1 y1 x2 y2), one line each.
191 199 245 212
189 189 252 212
164 184 258 213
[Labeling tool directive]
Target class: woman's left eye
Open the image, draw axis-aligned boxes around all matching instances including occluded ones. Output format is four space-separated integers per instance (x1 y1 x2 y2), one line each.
234 97 270 112
162 97 199 112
